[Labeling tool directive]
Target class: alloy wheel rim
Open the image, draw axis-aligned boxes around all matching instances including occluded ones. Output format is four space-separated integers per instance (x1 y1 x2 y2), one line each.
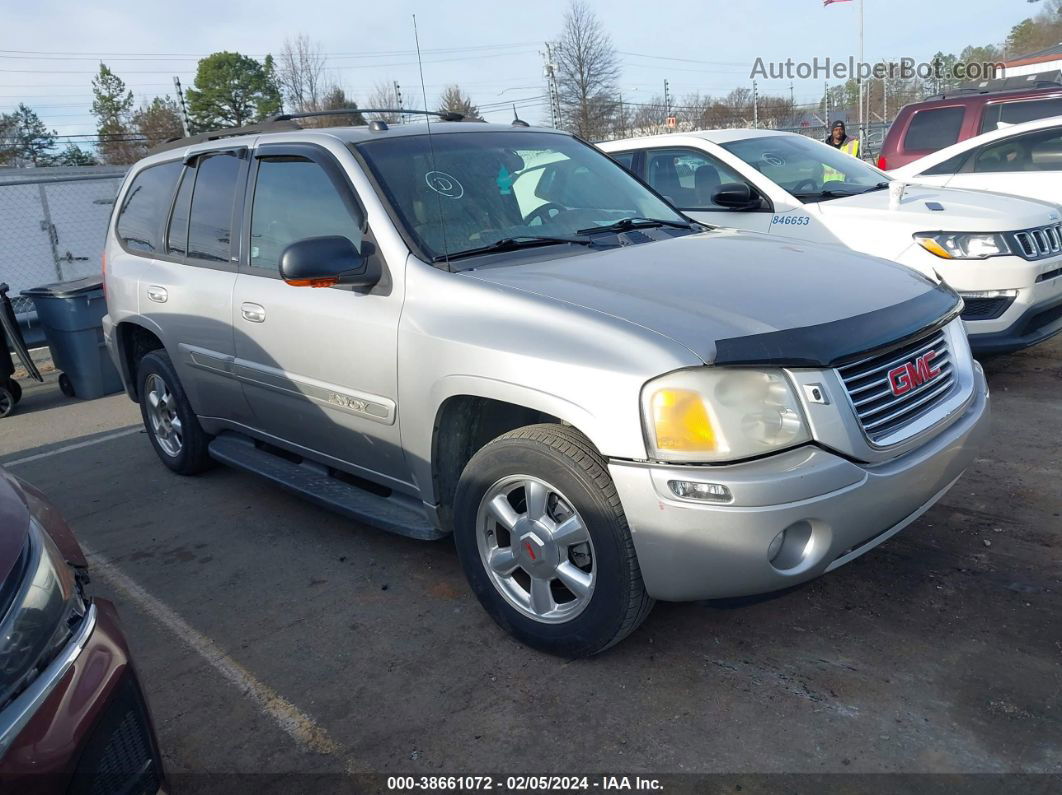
476 475 596 624
145 373 183 457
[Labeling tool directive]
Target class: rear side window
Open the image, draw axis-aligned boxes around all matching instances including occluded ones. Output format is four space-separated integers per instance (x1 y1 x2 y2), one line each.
981 98 1062 133
249 156 363 270
115 161 182 253
188 153 241 263
903 107 964 152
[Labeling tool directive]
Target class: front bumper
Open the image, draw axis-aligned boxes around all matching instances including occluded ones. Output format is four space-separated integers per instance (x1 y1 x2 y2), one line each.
610 365 990 602
0 599 164 794
964 288 1062 355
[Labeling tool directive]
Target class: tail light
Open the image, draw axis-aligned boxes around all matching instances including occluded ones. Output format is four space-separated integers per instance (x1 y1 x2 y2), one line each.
877 155 887 170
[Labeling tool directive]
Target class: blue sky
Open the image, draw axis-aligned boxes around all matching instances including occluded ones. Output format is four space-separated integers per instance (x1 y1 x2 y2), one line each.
0 0 1032 138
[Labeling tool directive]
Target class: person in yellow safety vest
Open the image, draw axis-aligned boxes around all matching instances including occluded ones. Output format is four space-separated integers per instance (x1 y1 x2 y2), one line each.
822 120 860 183
826 120 860 156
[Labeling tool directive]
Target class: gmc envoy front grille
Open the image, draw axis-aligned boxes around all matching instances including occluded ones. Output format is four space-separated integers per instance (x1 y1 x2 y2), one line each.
837 327 956 444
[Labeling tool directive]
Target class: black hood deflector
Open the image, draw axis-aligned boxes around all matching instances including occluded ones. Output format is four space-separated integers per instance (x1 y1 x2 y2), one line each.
713 285 961 368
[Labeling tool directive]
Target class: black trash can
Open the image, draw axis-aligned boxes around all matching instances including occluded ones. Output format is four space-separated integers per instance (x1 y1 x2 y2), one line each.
21 277 122 400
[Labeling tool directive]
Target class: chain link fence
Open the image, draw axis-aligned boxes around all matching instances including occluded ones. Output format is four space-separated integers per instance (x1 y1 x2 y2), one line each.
0 166 127 317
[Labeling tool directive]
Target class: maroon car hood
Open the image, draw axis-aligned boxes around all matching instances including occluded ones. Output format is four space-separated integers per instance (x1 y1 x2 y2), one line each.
0 469 31 585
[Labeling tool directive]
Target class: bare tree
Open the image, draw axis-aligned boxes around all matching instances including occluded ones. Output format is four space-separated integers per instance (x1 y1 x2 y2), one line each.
366 81 402 122
553 0 620 141
277 34 326 112
437 84 480 120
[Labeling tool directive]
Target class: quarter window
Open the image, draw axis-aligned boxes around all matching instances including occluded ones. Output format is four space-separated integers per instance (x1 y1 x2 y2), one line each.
187 152 241 263
115 161 182 253
903 107 964 151
249 156 363 270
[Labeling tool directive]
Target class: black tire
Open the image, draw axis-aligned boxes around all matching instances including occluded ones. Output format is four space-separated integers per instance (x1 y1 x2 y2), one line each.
0 385 14 418
136 351 213 475
58 373 75 397
6 379 21 404
453 423 653 657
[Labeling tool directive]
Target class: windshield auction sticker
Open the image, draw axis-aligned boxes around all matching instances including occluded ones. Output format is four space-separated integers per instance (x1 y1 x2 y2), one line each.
425 171 464 199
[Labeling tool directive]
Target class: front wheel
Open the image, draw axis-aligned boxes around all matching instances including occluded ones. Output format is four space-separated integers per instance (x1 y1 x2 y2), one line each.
453 424 653 657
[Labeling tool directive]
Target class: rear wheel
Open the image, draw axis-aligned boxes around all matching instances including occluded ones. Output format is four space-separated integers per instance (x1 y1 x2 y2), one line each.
137 351 213 475
454 424 652 657
6 379 20 404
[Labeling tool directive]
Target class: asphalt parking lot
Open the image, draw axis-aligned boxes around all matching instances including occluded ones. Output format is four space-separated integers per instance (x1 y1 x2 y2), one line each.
1 339 1060 786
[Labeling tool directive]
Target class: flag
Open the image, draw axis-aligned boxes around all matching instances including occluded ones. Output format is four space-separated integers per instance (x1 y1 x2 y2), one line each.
823 0 853 5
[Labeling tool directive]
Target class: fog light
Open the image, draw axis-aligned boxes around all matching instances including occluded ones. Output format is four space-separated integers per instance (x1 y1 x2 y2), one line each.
958 289 1018 299
667 480 732 502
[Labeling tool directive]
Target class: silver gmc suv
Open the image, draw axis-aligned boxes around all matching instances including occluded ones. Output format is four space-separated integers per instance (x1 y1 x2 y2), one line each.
102 113 990 656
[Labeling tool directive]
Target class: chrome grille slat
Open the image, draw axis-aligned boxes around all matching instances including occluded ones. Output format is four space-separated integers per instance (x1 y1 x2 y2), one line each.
836 327 956 443
838 336 943 382
862 376 956 432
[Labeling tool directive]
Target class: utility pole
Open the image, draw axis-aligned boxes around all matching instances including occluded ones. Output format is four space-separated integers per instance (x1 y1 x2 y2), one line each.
857 0 865 148
752 80 759 128
393 81 403 122
663 79 671 132
824 81 830 133
790 81 794 105
543 43 560 128
173 76 191 136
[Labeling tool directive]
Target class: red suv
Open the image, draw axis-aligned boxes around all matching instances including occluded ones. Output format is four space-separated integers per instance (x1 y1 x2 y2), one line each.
878 77 1062 170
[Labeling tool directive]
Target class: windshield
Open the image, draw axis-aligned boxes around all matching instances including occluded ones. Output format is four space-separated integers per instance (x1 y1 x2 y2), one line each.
720 135 888 202
355 130 687 261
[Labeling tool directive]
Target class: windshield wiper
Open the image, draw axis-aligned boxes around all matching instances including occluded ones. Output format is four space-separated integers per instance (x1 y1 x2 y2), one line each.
435 234 599 262
576 217 693 234
791 189 858 201
860 181 891 193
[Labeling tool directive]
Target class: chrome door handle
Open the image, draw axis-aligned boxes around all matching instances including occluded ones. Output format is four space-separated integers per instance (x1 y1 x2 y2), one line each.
145 285 168 303
241 302 266 323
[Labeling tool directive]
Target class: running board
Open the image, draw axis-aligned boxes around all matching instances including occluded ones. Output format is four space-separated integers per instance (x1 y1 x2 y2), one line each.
208 433 445 541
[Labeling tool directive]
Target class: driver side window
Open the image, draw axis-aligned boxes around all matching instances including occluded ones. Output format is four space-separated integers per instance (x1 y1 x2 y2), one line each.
643 148 750 210
249 156 363 270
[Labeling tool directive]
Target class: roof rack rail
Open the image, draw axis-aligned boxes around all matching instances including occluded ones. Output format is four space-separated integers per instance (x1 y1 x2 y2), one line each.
147 107 465 157
269 107 464 123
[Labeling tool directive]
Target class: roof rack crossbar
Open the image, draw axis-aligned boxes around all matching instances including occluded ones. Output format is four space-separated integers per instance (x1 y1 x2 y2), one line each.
269 107 464 123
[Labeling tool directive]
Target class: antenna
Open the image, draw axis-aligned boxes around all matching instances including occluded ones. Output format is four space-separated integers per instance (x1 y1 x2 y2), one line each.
511 104 530 127
413 13 450 271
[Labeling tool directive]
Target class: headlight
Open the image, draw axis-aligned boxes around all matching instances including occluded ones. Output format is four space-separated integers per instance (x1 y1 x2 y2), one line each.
0 519 85 710
914 232 1010 259
642 368 811 463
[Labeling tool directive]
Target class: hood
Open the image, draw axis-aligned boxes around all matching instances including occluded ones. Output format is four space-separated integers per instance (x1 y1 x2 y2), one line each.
819 183 1061 232
0 469 31 588
466 229 959 366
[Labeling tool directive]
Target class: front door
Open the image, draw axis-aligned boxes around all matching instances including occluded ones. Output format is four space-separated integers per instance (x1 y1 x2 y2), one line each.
637 147 776 233
230 143 409 488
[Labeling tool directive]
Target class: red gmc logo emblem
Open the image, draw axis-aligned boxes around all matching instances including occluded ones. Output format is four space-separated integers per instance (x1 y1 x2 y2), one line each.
887 351 941 397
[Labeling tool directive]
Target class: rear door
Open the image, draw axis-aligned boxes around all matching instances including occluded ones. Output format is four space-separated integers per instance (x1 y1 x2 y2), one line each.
230 143 409 486
115 153 249 421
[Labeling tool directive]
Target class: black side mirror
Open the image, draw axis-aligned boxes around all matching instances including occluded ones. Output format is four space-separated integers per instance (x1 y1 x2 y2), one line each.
279 236 379 289
711 182 759 210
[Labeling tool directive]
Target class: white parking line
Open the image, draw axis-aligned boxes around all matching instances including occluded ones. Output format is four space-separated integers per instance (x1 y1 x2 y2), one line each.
83 545 353 767
3 427 142 467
